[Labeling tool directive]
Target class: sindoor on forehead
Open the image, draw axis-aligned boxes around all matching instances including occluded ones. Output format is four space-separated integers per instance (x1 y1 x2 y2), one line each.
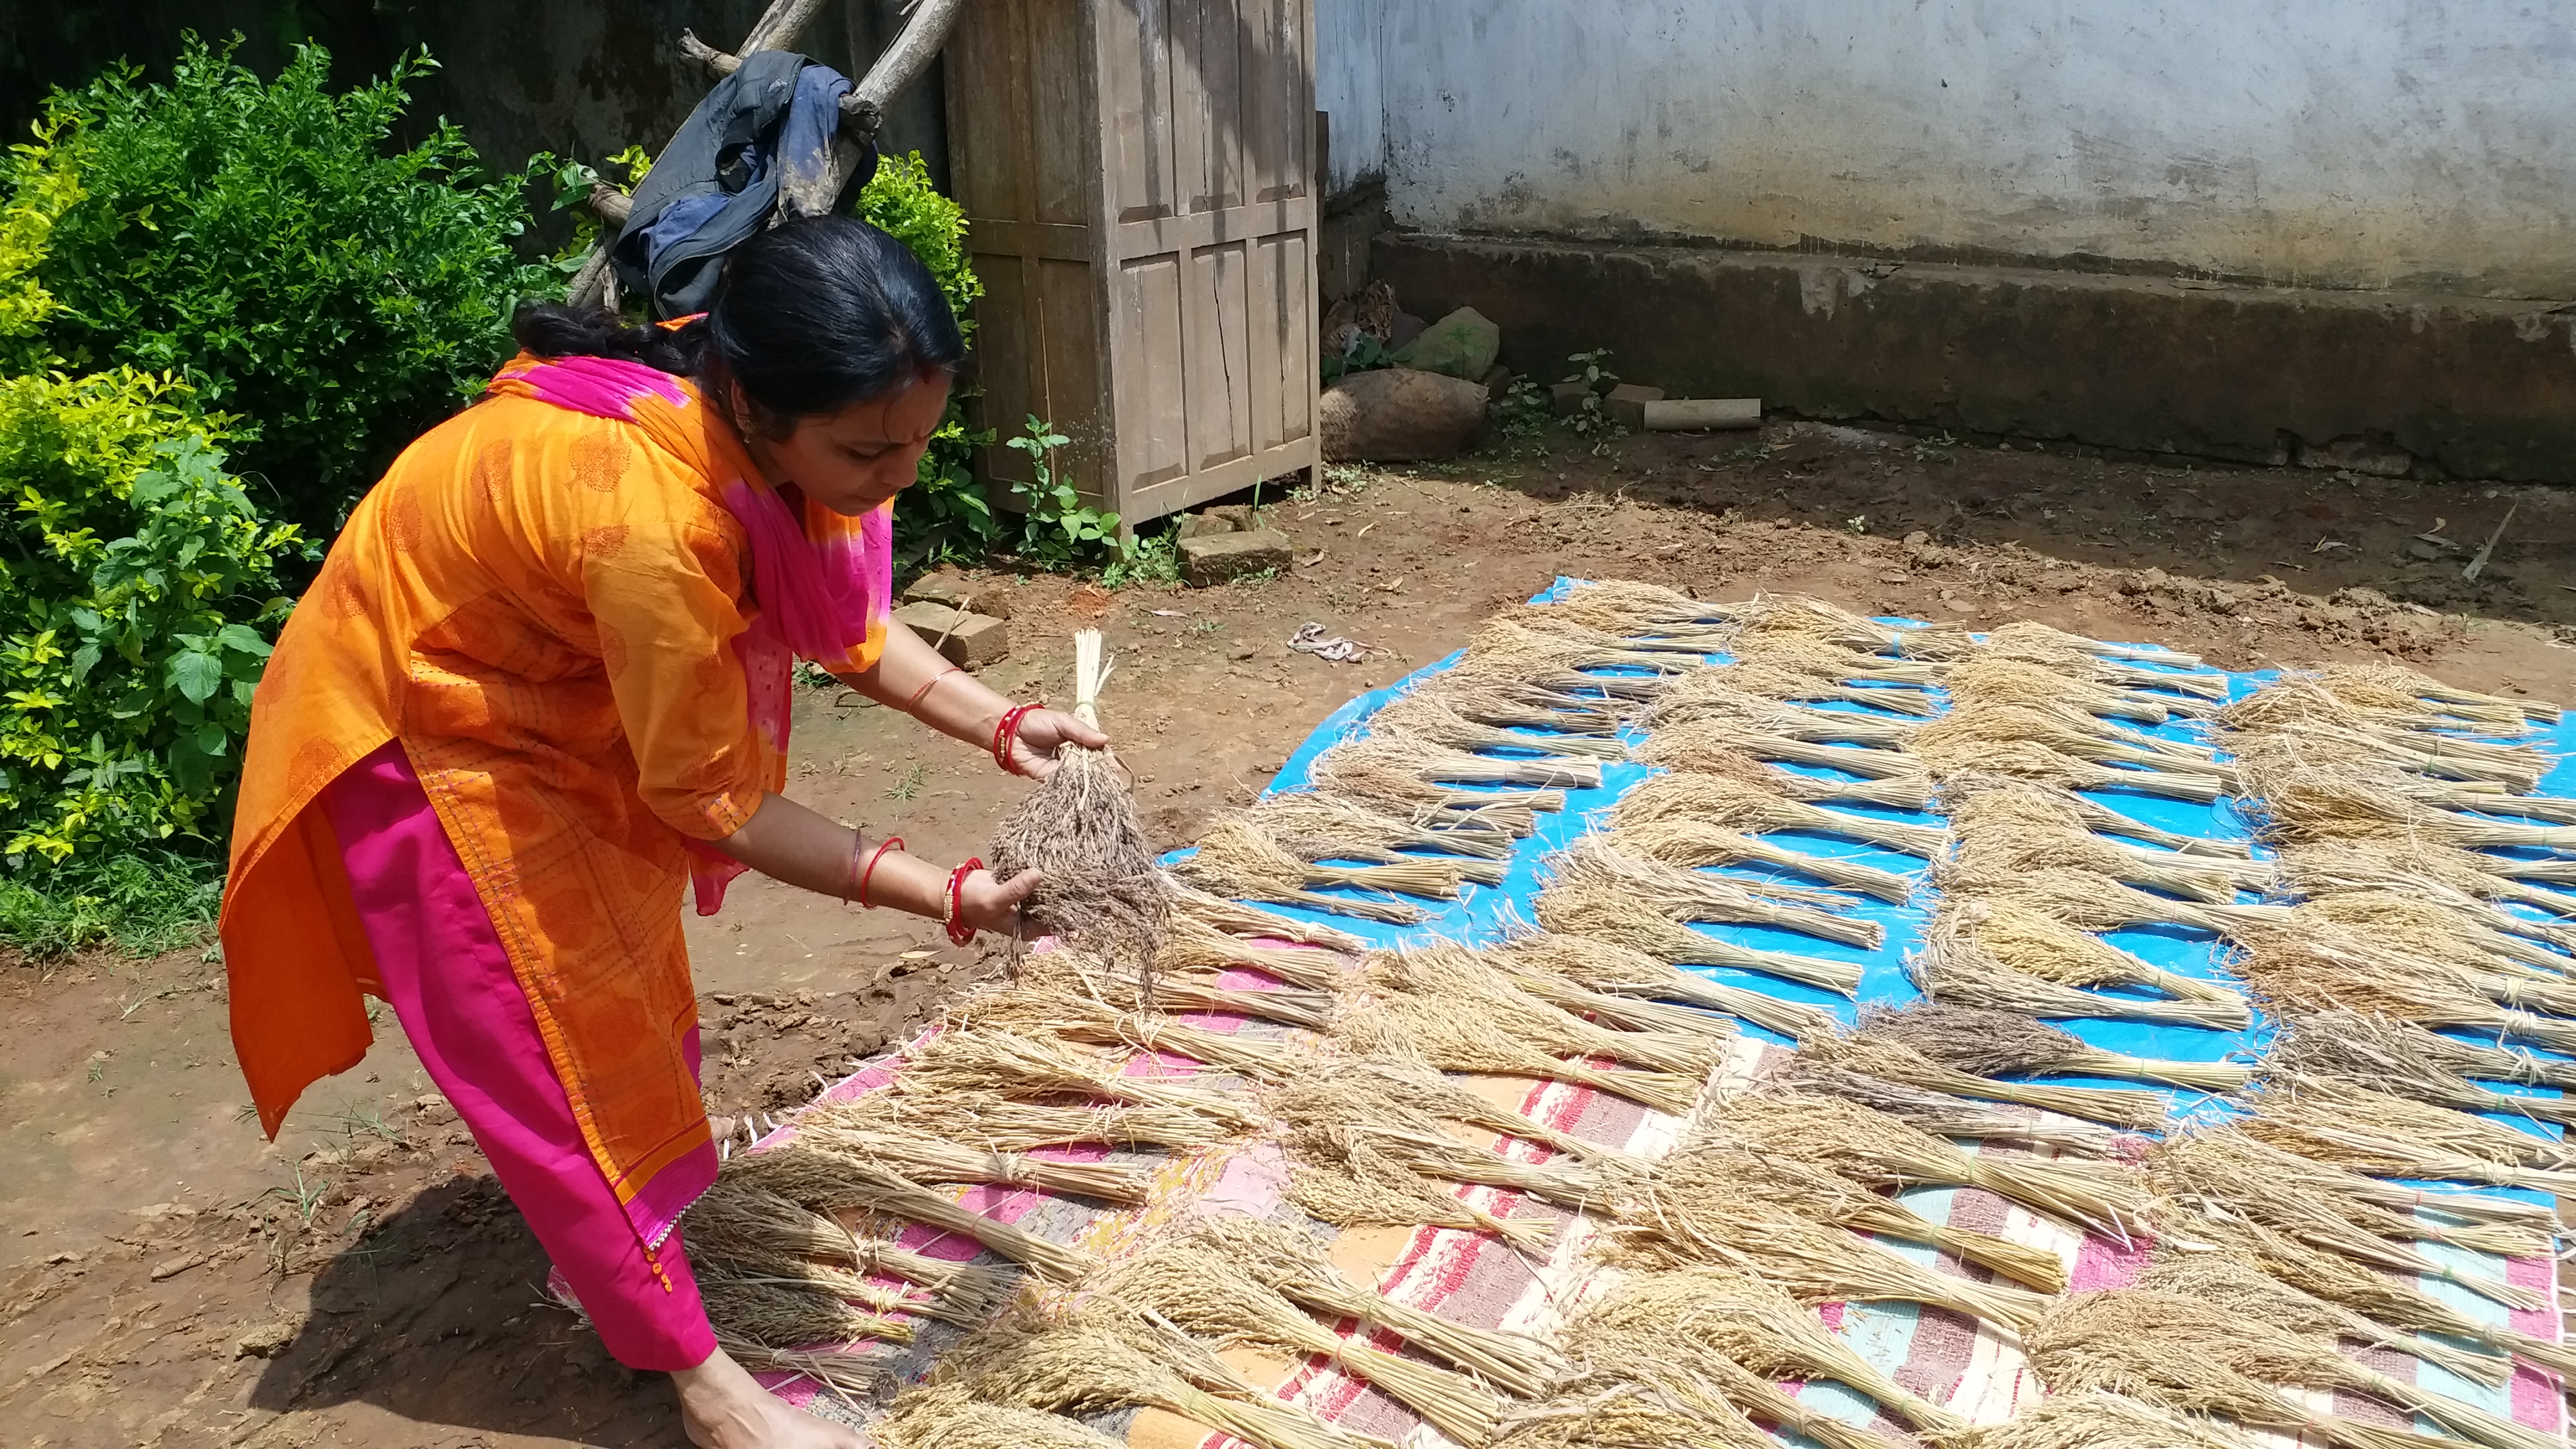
950 0 1318 531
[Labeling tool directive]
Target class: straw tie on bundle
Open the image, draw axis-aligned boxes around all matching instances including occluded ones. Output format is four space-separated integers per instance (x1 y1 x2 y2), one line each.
2269 1010 2576 1128
1801 1016 2171 1131
1550 833 1886 949
1777 1059 2137 1157
1546 1271 1898 1449
1607 766 1948 856
1658 1133 2072 1291
1929 1390 2257 1449
1173 819 1441 922
2135 1251 2512 1390
1492 929 1840 1042
1102 1238 1508 1446
991 628 1169 999
941 1307 1399 1449
718 1144 1097 1282
1709 1088 2151 1239
1534 878 1866 998
682 1180 1016 1322
2147 1127 2550 1308
1244 791 1517 863
2028 1288 2558 1449
1916 901 2252 1030
1579 1265 1964 1438
1606 816 1916 902
2238 1076 2576 1192
1867 1000 2250 1093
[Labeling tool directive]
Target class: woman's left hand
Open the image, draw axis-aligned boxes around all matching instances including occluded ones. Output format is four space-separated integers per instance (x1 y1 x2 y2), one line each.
1008 708 1111 779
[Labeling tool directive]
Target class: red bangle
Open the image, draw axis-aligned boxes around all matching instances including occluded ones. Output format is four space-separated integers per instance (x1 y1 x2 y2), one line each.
945 858 982 945
855 836 902 909
990 704 1038 774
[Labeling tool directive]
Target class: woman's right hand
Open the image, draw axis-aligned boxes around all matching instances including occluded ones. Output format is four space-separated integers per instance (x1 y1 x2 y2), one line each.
955 866 1044 940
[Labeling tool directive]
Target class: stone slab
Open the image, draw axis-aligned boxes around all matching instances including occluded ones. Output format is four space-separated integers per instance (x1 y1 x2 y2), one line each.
1180 529 1294 586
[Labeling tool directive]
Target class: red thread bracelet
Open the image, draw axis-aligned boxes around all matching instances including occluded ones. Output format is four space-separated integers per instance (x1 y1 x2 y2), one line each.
855 836 902 909
945 858 983 945
989 704 1038 774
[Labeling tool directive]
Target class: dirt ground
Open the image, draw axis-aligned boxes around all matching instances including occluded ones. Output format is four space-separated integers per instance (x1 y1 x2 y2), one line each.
4 420 2572 1448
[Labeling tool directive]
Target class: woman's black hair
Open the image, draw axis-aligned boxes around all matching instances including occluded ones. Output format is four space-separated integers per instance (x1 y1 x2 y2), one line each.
510 216 965 436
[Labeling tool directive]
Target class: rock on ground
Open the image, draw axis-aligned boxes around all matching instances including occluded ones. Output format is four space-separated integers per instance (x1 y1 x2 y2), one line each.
1320 366 1489 461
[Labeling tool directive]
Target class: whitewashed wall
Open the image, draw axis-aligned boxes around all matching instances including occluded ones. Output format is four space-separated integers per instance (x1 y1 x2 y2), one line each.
1315 0 2576 297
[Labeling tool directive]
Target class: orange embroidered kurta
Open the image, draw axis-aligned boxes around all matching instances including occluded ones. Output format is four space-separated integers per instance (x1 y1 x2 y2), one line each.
221 355 891 1236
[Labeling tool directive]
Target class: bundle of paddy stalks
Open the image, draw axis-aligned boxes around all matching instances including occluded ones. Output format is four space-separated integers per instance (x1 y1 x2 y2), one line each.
2294 889 2576 980
1101 1237 1508 1446
1480 962 1746 1048
1367 689 1631 760
1367 942 1728 1091
1915 735 2229 803
1402 667 1631 737
1646 676 1915 745
2135 1251 2512 1389
1606 767 1948 856
1549 834 1886 948
2222 675 2549 787
1606 816 1915 902
1654 1132 2072 1291
1467 617 1708 680
2277 1016 2576 1129
683 1180 1017 1319
1603 1158 2054 1334
1934 1390 2257 1449
2226 915 2576 1053
697 1251 978 1333
1931 861 2287 937
1547 577 1736 633
782 1116 1151 1204
2238 1076 2576 1191
1259 828 1509 888
897 1025 1266 1130
1190 1215 1565 1398
1009 944 1334 1029
2239 762 2576 853
1306 737 1573 827
1693 657 1941 714
937 1304 1396 1449
1580 1266 1962 1440
1940 776 2259 902
1489 1370 1793 1449
1491 929 1840 1041
1907 618 2228 697
871 1383 1128 1449
1173 820 1449 920
1911 931 2251 1030
2308 659 2559 728
825 1088 1239 1156
1544 1271 1897 1449
1775 1058 2135 1156
1303 1051 1645 1170
2147 1128 2554 1301
1730 591 1912 654
2181 1213 2576 1382
1910 702 2231 782
1939 774 2257 860
1244 790 1517 862
1728 627 1940 690
1859 1000 2250 1093
1270 1083 1559 1251
1631 718 1943 791
1334 966 1707 1117
974 987 1303 1083
2273 1005 2576 1095
1938 652 2207 724
2029 1287 2561 1449
1707 1087 2151 1239
1533 878 1866 997
1167 883 1372 951
1929 896 2251 1020
1489 605 1723 659
695 1261 921 1351
2279 840 2576 935
989 629 1169 996
1800 1014 2171 1130
1158 912 1348 992
717 1144 1097 1282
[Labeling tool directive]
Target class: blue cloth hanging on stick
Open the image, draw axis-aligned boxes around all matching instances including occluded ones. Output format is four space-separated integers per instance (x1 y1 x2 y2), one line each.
611 50 868 319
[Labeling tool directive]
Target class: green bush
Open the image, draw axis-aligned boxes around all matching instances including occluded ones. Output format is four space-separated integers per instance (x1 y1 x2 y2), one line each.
0 365 303 866
10 35 553 534
855 150 999 571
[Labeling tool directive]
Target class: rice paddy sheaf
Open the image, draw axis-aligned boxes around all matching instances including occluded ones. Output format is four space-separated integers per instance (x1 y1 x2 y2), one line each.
652 579 2576 1449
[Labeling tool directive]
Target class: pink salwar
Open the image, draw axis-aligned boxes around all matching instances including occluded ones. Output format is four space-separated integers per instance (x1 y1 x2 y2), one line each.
321 740 719 1371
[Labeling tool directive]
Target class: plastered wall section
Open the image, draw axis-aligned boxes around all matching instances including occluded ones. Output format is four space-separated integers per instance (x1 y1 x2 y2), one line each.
1317 0 2576 299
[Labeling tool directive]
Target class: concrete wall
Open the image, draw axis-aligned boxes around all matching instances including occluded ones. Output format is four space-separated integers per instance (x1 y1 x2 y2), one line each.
1318 1 2576 299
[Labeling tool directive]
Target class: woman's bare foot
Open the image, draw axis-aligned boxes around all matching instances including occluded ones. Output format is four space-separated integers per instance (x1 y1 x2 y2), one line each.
674 1346 868 1449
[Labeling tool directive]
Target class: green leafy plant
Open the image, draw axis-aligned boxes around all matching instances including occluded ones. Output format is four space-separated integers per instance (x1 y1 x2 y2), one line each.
1100 520 1181 588
1560 348 1621 439
1001 414 1125 570
1 367 304 869
11 35 554 534
856 151 998 571
1320 332 1392 385
545 141 655 277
